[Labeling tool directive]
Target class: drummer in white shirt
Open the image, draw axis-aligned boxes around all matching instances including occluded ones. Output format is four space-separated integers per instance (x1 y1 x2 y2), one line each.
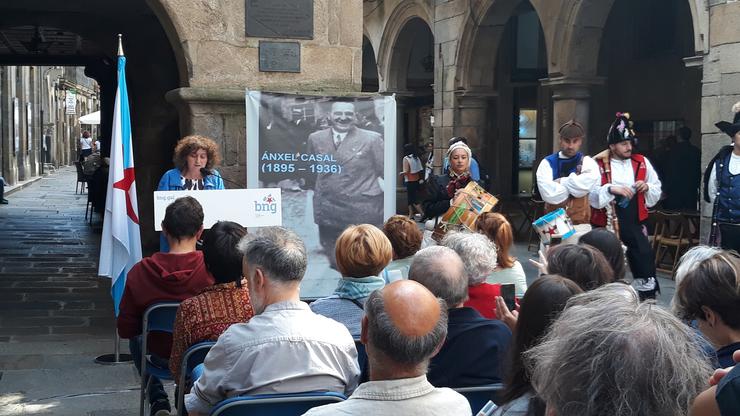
535 120 600 242
589 112 662 300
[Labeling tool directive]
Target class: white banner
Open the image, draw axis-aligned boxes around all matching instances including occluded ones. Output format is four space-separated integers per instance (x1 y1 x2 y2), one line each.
246 90 397 298
153 189 282 231
65 91 76 115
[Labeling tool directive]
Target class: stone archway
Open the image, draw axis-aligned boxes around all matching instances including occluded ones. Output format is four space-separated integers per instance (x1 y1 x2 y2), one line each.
550 0 707 78
453 0 548 197
457 0 549 92
362 35 379 92
375 0 433 92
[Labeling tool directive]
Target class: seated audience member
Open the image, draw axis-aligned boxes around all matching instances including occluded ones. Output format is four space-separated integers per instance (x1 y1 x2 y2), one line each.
310 224 392 338
381 215 423 282
185 227 360 416
578 228 627 281
409 246 512 387
169 221 254 384
673 247 740 369
691 350 740 416
674 245 722 286
117 196 215 416
545 244 614 291
442 232 501 319
526 283 713 416
303 280 472 416
493 276 582 416
476 212 527 295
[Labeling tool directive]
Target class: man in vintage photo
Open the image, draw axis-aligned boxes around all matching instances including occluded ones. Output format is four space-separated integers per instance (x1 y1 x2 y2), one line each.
306 100 385 267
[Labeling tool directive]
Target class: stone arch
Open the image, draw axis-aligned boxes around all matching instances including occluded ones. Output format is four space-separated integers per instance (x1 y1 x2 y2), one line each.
362 35 379 92
376 0 433 91
144 0 193 87
551 0 706 78
457 0 549 91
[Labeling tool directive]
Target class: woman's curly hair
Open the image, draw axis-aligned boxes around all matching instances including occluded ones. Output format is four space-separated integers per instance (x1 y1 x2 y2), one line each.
173 135 221 173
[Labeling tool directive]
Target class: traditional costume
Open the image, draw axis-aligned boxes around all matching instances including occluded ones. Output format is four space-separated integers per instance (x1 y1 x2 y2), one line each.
704 102 740 250
535 120 600 234
590 113 662 300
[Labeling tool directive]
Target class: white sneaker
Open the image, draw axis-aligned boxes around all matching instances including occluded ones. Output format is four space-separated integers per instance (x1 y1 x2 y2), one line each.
632 277 656 292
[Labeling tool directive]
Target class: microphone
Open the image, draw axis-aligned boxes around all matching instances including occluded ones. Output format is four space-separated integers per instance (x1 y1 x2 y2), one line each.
200 168 243 188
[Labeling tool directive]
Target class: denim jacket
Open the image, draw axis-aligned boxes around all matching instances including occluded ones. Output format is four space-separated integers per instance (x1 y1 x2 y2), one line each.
156 168 225 191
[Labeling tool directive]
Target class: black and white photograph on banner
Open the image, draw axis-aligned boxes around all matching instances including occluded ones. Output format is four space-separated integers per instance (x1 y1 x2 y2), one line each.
246 91 397 298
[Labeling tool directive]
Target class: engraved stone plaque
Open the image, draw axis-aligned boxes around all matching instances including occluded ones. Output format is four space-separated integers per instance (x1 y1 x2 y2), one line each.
246 0 313 39
259 41 301 73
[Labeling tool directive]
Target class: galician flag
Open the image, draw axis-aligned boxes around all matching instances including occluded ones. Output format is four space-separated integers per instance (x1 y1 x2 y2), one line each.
98 35 142 316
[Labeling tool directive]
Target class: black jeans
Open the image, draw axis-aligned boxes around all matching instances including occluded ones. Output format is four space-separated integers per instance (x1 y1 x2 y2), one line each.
129 336 169 403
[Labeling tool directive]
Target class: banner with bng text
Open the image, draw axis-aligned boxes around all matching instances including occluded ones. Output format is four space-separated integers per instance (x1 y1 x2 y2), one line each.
246 91 396 299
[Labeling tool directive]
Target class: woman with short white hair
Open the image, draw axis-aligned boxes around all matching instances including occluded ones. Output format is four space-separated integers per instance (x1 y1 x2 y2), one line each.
441 231 504 319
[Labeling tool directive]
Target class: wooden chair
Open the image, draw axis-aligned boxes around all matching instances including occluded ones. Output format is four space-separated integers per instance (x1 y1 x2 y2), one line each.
653 211 695 275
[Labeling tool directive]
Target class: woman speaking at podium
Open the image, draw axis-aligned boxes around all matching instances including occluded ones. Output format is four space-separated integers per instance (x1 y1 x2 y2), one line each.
157 135 225 252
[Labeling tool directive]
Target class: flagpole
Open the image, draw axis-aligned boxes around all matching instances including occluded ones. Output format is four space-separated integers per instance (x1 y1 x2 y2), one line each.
95 33 134 365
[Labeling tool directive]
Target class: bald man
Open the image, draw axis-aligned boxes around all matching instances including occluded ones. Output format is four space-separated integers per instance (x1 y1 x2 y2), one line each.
409 246 511 387
303 280 472 416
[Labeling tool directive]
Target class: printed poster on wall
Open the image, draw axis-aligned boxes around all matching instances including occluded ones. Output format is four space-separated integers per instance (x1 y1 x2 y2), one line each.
246 91 397 298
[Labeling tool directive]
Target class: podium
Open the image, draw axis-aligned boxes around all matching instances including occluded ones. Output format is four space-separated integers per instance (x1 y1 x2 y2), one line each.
153 188 283 230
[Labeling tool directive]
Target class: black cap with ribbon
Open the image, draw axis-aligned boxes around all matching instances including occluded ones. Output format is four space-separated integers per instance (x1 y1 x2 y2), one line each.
607 112 637 145
715 102 740 137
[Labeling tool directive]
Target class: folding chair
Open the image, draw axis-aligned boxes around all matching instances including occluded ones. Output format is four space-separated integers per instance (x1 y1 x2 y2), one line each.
74 161 87 194
176 341 216 416
210 391 346 416
454 383 504 414
139 302 180 416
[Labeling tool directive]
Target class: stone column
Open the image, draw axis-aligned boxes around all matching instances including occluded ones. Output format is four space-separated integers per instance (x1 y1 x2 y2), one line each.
165 87 247 186
541 77 603 155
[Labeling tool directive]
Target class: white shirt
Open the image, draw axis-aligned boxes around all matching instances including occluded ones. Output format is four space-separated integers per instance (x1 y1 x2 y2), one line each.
536 153 600 205
589 156 662 209
303 375 472 416
708 152 740 203
185 301 360 415
404 155 424 174
79 137 92 150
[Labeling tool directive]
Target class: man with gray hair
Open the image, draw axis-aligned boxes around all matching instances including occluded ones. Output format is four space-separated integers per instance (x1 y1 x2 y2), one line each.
304 280 472 415
526 283 713 416
410 246 511 387
185 227 360 416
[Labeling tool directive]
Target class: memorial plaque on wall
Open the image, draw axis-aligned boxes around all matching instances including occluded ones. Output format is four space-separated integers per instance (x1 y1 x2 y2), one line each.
245 0 313 39
259 41 300 73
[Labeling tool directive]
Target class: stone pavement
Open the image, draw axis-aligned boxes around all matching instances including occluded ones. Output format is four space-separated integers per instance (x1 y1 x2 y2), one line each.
0 167 676 416
0 166 140 416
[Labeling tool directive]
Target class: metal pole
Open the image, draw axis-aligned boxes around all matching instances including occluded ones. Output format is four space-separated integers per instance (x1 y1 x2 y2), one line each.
94 320 132 365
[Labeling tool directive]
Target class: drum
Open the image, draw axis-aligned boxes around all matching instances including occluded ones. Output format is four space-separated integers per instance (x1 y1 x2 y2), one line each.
532 208 576 244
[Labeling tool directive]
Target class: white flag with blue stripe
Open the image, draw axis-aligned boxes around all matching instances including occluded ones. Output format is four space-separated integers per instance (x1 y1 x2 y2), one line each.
98 39 142 316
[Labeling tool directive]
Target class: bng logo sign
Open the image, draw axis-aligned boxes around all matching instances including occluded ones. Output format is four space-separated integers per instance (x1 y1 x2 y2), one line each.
255 194 277 215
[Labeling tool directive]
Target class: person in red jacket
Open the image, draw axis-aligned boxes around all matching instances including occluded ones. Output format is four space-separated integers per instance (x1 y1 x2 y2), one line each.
117 196 214 416
589 113 662 301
